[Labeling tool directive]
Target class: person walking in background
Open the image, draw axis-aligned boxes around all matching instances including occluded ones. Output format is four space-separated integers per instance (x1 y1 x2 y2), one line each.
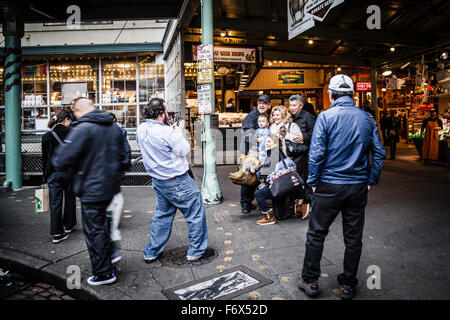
298 74 385 300
239 94 271 214
386 110 401 160
53 97 131 286
137 98 212 263
42 110 76 244
379 111 389 146
289 94 316 219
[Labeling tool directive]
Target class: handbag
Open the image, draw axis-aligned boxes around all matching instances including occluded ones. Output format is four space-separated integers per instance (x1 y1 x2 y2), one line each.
285 123 308 158
268 158 304 199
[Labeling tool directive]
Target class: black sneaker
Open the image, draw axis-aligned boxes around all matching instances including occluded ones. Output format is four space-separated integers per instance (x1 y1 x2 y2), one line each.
298 277 320 297
52 233 68 244
87 272 116 286
340 284 355 300
241 205 256 214
64 225 76 234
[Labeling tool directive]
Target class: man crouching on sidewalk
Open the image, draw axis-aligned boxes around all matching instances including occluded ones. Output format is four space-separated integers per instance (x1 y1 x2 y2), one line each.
298 75 385 300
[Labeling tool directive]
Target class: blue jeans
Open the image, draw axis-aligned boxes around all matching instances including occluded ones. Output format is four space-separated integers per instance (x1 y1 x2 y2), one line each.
254 185 272 212
144 172 208 259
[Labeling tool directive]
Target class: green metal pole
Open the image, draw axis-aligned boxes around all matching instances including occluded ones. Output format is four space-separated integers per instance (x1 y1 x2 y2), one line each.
3 34 22 190
201 0 223 204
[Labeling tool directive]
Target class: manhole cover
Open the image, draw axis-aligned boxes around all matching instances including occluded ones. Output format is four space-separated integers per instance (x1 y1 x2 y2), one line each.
160 247 217 268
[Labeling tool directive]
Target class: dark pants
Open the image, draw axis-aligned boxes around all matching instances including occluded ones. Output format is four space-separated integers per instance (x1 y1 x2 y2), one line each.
81 200 115 277
302 182 368 288
240 185 256 210
48 172 76 235
254 185 272 212
389 136 397 158
294 153 310 204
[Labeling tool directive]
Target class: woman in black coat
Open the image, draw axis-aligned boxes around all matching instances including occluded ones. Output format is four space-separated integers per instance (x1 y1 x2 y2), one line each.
42 110 76 243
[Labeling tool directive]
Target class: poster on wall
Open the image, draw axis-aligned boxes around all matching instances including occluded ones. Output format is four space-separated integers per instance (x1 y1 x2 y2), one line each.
278 71 305 85
288 0 345 40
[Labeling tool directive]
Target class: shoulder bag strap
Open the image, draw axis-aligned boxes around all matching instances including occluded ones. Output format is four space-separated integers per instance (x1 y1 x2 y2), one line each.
50 130 65 146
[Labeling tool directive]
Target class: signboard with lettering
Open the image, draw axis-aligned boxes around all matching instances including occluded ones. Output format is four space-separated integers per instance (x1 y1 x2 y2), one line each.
278 71 305 85
193 46 256 64
288 0 345 40
197 44 214 61
197 84 212 114
197 59 214 84
356 82 372 92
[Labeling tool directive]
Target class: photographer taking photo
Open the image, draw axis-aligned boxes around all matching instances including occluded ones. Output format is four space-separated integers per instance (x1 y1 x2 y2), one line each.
136 98 212 264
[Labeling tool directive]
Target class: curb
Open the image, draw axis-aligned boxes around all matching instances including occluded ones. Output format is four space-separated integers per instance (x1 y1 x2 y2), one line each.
0 248 98 300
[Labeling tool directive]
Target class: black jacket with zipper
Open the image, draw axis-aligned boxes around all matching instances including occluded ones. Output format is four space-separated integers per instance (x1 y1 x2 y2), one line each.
52 109 131 203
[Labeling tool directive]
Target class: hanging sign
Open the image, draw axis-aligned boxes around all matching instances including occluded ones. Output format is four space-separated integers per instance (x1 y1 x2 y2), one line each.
193 45 256 64
277 70 305 85
356 82 372 92
288 0 345 40
197 84 212 114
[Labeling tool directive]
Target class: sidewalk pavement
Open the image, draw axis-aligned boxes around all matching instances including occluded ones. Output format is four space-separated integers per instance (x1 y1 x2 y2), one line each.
1 147 449 300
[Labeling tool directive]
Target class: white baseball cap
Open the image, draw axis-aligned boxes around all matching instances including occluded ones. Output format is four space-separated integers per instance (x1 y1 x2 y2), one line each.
328 74 354 92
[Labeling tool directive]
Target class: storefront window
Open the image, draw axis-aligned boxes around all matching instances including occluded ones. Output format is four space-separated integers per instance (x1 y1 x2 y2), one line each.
0 53 164 132
21 59 48 131
49 57 99 113
102 57 137 128
138 55 164 123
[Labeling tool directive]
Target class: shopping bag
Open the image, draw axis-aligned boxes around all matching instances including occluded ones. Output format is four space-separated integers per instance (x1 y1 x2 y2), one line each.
35 187 49 213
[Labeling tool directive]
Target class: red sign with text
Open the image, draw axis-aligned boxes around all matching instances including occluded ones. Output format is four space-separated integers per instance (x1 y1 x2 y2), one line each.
356 82 372 92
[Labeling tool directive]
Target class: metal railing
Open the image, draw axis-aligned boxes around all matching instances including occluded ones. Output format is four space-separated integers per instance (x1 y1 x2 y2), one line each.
0 131 151 186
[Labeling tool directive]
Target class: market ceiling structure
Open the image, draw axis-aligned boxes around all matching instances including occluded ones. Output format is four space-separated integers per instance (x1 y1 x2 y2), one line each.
3 0 449 68
185 0 450 69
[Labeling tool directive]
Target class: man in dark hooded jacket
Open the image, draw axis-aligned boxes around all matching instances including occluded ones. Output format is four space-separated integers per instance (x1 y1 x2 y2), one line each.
53 97 131 286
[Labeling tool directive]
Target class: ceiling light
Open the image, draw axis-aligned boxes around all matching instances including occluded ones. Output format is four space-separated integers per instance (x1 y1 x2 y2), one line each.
441 52 448 60
220 31 226 37
337 67 342 72
390 47 395 52
308 39 314 45
382 70 392 76
381 88 387 92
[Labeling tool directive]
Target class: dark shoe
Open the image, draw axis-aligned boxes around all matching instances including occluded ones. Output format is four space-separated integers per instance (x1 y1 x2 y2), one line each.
340 284 355 300
241 208 251 214
87 272 116 286
187 248 215 262
111 249 122 264
298 277 320 297
64 225 76 234
52 233 68 244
